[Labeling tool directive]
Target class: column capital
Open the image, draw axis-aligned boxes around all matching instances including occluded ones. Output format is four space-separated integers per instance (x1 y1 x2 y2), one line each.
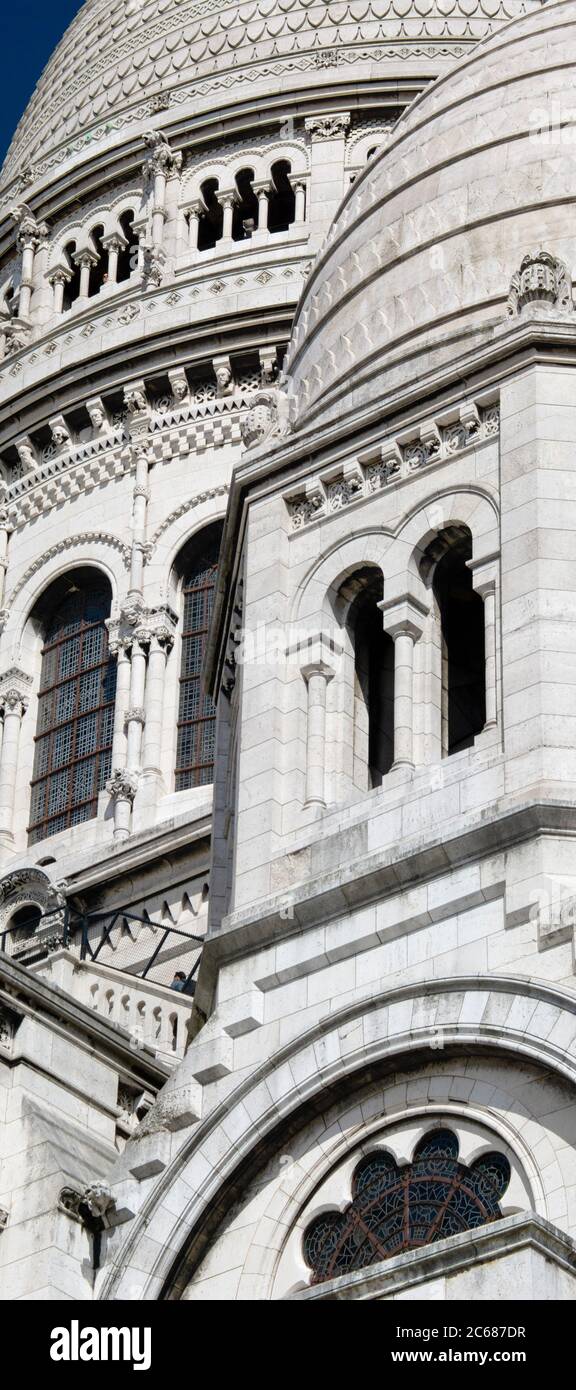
11 203 49 250
106 768 139 803
0 667 31 716
288 630 343 680
378 594 428 641
305 112 350 140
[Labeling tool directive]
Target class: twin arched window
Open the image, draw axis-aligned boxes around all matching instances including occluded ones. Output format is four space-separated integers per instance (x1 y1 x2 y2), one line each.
26 524 222 844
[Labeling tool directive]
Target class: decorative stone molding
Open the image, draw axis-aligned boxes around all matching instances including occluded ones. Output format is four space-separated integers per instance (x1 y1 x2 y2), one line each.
3 532 131 616
147 486 229 554
305 114 351 140
286 401 499 530
507 250 574 318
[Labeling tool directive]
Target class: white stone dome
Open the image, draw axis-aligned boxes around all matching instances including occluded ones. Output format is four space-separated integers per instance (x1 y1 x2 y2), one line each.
1 0 537 195
286 0 576 429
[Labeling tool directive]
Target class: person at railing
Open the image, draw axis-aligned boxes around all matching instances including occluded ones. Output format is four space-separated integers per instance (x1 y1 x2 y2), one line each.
169 970 195 996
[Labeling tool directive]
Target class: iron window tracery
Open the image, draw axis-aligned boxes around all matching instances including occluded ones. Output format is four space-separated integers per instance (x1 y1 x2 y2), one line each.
29 582 116 844
175 529 221 790
303 1128 511 1285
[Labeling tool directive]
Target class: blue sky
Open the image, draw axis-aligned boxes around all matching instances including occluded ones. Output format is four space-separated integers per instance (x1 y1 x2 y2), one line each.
0 1 81 165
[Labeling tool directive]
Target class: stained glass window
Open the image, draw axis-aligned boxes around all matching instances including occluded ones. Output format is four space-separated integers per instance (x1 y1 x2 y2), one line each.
28 579 116 844
303 1128 511 1285
175 526 222 790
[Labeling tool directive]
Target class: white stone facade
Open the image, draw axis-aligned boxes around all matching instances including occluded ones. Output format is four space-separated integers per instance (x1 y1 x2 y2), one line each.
2 0 576 1302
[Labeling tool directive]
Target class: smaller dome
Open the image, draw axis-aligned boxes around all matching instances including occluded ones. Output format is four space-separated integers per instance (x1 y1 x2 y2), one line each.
286 0 576 429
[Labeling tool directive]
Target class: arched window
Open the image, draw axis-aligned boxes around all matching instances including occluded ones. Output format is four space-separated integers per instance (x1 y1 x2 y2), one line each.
175 524 223 791
430 530 486 754
28 572 116 844
303 1128 511 1285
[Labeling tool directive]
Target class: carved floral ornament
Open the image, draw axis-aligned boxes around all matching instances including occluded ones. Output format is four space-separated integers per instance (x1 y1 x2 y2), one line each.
507 250 575 318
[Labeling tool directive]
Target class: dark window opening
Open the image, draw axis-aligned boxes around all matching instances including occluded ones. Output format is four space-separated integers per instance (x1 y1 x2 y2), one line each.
433 537 486 754
232 167 258 241
348 573 394 788
117 209 135 283
198 179 223 252
88 225 106 296
62 241 81 309
9 904 42 940
268 160 295 233
175 523 223 791
28 572 116 844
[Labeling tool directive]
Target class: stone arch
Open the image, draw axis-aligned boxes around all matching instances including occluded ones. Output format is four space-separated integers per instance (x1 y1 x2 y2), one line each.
3 543 124 659
291 528 392 628
0 866 64 935
96 974 576 1301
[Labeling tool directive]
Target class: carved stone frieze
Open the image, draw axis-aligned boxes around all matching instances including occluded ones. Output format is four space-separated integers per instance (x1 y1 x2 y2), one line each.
287 402 500 529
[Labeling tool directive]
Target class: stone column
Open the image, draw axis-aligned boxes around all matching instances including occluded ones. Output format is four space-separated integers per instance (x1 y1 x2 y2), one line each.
0 687 28 845
105 769 138 843
379 596 428 770
129 449 150 601
126 636 147 773
141 617 176 779
0 509 12 609
188 204 201 253
108 637 131 770
11 206 48 321
74 249 97 299
219 193 236 242
256 187 269 232
102 233 126 285
299 638 340 808
294 182 306 224
48 269 71 314
471 558 499 729
143 131 182 249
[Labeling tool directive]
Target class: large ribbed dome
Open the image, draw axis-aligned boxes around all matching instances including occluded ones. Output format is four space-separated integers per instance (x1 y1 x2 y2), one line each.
287 0 576 429
1 0 537 194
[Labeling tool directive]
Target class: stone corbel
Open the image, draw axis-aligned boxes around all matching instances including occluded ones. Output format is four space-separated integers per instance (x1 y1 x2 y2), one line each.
48 414 71 452
213 353 233 397
85 396 110 436
123 380 149 416
167 368 189 404
15 435 38 473
305 113 351 140
258 345 277 385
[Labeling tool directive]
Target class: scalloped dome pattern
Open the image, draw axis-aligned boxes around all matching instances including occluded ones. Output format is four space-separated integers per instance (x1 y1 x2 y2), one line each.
286 0 576 427
1 0 537 190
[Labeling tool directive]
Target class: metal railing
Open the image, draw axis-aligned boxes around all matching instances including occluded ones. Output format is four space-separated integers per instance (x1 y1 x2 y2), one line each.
1 905 204 994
